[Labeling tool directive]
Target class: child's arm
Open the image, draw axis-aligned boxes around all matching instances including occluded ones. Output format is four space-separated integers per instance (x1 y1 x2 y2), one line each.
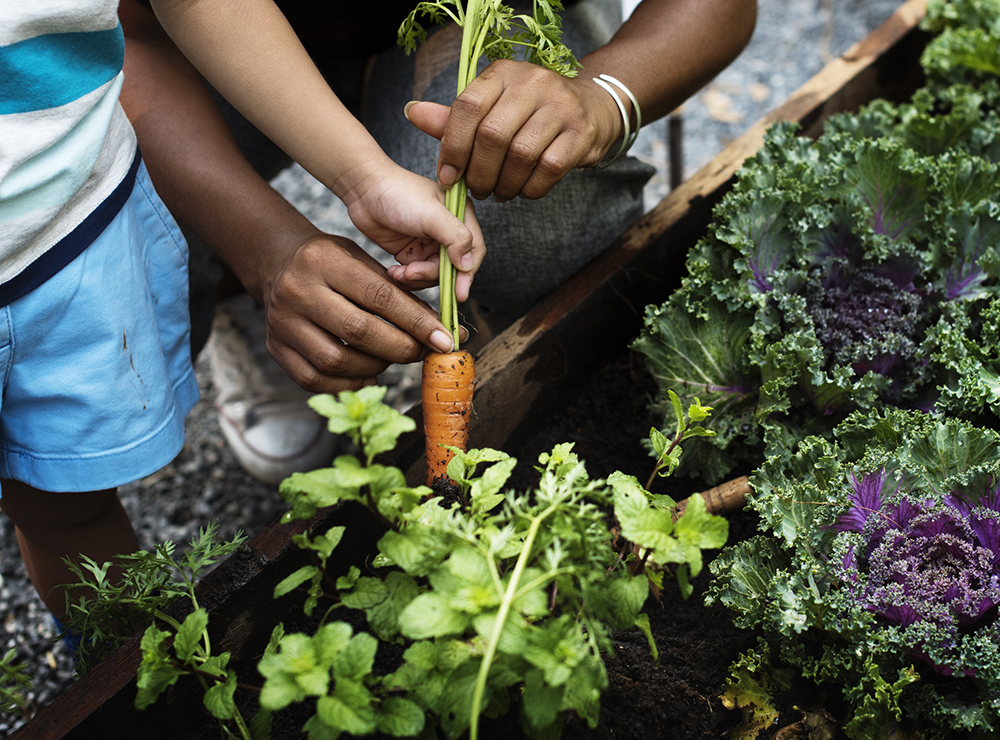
146 0 483 300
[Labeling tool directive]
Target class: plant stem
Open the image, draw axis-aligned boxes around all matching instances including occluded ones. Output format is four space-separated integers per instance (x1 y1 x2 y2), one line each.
437 0 485 348
469 502 557 740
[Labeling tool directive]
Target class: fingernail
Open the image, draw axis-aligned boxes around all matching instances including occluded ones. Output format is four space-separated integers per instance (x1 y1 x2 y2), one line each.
461 252 474 270
431 330 454 353
439 164 459 188
403 100 419 121
362 377 378 387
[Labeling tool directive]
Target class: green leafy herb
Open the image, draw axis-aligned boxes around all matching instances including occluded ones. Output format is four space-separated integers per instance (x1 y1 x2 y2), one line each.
265 386 726 739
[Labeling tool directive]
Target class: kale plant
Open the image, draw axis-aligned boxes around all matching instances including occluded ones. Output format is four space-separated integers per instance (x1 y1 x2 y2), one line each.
633 0 1000 483
708 408 1000 739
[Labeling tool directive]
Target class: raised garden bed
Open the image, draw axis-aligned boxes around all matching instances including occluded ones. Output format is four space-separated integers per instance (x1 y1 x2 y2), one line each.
10 2 931 738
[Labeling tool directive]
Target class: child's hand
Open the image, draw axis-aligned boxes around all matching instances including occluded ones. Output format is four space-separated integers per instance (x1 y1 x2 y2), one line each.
342 161 485 302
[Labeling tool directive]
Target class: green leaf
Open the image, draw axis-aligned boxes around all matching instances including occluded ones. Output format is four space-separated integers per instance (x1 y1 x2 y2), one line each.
259 631 338 710
174 608 209 662
649 427 669 457
586 574 649 631
376 696 426 737
313 622 354 668
274 566 319 599
470 455 516 505
632 296 758 482
521 667 565 735
432 548 499 612
649 494 729 577
608 471 651 523
398 592 471 639
203 670 238 720
333 633 378 683
472 610 529 655
250 706 273 740
136 626 183 711
634 613 660 668
336 565 361 591
560 651 606 729
365 571 420 643
721 666 781 740
340 577 388 610
264 624 285 659
522 616 588 687
316 680 376 736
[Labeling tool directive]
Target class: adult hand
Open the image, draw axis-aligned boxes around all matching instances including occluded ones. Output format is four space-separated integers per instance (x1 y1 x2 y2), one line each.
404 59 624 203
262 232 465 394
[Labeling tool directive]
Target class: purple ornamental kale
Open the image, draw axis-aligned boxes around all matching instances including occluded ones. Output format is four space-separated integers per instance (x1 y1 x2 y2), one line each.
834 471 1000 672
804 267 924 381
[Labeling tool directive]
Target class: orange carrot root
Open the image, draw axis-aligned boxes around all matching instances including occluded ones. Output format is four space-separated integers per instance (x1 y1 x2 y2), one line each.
423 350 476 486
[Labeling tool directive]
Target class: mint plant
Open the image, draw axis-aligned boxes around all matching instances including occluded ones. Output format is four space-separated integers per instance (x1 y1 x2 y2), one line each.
260 384 728 739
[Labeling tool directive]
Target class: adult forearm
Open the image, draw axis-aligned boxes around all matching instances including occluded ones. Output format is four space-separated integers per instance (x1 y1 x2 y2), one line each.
581 0 757 125
120 0 316 301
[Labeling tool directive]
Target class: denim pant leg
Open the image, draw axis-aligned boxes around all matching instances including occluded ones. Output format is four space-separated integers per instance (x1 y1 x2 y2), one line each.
364 0 655 332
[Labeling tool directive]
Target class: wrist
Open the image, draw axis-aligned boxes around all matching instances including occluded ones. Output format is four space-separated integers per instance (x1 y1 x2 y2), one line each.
591 74 641 168
325 146 396 206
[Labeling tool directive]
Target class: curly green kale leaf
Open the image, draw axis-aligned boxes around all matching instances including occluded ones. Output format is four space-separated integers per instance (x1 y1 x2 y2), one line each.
709 408 1000 738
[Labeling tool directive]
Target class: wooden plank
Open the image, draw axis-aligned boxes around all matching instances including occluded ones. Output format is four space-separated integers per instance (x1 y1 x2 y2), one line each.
11 2 928 736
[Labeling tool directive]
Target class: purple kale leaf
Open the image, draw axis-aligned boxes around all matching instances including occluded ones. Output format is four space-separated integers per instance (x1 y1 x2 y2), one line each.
803 267 926 385
834 475 1000 673
838 140 930 244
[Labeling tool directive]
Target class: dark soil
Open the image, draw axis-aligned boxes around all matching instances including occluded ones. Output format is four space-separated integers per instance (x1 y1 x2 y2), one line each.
494 350 765 740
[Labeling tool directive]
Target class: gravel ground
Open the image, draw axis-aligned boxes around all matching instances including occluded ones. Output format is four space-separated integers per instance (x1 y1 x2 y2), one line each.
0 0 903 734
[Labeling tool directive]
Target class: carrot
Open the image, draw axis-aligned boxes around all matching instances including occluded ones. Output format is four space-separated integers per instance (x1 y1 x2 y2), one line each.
422 350 476 486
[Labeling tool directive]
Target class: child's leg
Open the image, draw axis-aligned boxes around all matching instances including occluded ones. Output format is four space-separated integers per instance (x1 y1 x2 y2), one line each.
0 481 138 619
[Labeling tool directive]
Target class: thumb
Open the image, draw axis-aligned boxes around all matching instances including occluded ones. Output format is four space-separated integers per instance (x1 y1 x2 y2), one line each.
404 100 450 141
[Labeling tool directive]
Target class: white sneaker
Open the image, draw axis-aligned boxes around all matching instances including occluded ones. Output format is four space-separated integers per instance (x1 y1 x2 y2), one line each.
206 294 339 485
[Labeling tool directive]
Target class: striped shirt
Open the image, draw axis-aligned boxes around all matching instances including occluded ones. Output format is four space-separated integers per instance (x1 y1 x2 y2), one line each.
0 0 139 307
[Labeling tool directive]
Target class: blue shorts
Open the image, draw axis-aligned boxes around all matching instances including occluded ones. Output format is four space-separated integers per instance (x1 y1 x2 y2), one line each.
0 162 199 494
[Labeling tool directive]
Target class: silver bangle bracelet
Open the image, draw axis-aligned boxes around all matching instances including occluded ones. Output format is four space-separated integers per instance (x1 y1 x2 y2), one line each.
592 74 642 169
